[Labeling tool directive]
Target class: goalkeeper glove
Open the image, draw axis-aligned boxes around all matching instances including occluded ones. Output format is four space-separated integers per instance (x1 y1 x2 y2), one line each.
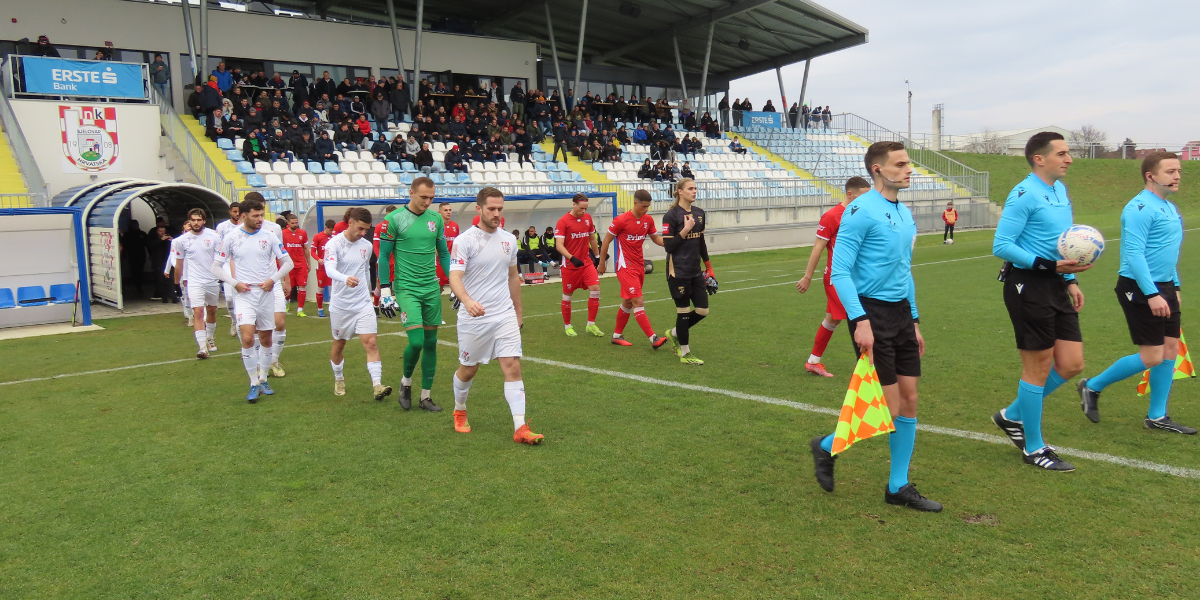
379 285 398 319
450 292 462 311
705 275 718 295
569 256 585 268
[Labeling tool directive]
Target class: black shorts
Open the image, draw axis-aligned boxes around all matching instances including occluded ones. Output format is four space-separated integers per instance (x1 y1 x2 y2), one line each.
1003 269 1081 351
1116 276 1181 346
852 297 921 387
668 274 709 310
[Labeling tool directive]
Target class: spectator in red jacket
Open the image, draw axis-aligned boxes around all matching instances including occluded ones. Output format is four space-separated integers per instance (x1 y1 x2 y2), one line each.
942 201 958 244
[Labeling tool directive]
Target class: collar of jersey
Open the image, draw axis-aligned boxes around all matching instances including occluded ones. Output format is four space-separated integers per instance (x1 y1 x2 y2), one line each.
1023 172 1059 196
1135 189 1170 207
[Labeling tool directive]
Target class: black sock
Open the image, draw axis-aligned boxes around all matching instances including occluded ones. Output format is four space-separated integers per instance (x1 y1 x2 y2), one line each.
675 312 691 346
687 311 706 328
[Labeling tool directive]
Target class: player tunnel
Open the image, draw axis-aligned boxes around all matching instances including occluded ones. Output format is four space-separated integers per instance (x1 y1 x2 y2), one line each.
52 179 229 310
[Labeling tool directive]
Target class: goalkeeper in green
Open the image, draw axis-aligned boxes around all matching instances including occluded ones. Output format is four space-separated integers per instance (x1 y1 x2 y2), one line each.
379 177 452 411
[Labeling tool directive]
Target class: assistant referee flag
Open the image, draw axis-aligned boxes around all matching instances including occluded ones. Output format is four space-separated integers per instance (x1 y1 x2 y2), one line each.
831 354 896 455
1137 331 1196 396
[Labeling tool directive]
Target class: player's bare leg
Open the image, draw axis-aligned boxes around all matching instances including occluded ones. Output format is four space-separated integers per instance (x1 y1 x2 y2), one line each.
192 305 214 358
270 310 287 378
805 312 841 377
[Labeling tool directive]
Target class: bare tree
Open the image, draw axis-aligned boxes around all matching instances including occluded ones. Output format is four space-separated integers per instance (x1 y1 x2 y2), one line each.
962 128 1007 154
1070 125 1108 159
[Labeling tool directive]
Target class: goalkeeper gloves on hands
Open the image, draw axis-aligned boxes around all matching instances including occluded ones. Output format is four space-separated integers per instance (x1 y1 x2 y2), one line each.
705 276 718 295
569 256 585 268
379 286 398 319
450 292 462 311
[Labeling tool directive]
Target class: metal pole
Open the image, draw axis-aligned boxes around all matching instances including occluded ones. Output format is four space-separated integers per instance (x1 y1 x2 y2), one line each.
698 20 714 115
385 0 406 81
672 34 688 98
199 0 208 83
775 66 787 127
412 0 424 103
181 0 198 82
572 0 589 99
905 80 912 143
544 3 567 114
797 59 810 112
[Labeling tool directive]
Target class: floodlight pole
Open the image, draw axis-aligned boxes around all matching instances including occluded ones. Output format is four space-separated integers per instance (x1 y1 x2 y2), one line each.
199 0 208 81
797 58 810 116
385 0 406 83
180 0 198 82
698 19 714 115
544 3 568 114
672 33 688 99
906 79 912 144
412 0 424 103
775 66 787 127
572 0 589 99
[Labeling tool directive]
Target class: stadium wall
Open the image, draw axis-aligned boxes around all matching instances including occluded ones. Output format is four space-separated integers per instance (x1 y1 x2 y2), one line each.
1 0 539 110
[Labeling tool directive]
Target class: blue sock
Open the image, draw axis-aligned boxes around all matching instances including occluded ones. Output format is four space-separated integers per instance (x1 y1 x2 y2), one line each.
820 433 834 453
1018 380 1045 453
1006 367 1068 421
1147 361 1174 420
1088 354 1147 392
888 416 917 494
1005 398 1022 422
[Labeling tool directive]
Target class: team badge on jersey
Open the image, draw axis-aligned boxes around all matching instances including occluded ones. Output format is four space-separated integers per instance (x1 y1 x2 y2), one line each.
203 239 212 247
501 241 511 255
259 240 270 250
427 221 437 232
360 248 369 259
400 310 408 324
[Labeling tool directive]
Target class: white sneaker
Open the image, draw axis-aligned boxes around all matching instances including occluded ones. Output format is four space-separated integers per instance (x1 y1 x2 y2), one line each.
207 338 218 352
334 379 346 396
187 313 195 327
229 322 237 337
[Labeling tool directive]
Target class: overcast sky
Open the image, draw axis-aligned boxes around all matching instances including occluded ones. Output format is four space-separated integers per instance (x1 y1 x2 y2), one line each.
729 0 1200 147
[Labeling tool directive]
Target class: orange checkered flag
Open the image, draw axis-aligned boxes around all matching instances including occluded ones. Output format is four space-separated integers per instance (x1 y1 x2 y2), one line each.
831 354 896 455
1137 331 1196 396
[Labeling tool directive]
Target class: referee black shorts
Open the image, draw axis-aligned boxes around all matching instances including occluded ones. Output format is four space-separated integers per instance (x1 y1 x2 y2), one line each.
668 274 709 310
852 297 921 387
1003 269 1081 351
1115 276 1181 346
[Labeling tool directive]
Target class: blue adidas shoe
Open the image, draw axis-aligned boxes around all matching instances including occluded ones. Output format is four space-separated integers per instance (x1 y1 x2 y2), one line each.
247 384 260 403
317 308 326 318
259 381 275 396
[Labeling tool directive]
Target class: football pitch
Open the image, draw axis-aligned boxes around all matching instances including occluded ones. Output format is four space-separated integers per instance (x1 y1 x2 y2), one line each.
3 205 1200 598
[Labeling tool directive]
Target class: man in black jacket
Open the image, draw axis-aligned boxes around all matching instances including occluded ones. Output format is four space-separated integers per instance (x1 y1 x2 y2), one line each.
293 132 317 162
368 136 390 162
206 109 238 141
510 82 526 121
146 225 175 303
390 81 411 122
444 145 466 173
513 125 533 165
315 131 338 163
313 71 336 102
242 128 271 165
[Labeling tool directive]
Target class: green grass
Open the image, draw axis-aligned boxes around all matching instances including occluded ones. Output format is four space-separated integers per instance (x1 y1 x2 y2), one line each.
3 198 1200 597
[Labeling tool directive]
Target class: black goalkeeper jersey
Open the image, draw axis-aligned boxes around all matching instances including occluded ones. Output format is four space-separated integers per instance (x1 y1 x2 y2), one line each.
662 204 709 279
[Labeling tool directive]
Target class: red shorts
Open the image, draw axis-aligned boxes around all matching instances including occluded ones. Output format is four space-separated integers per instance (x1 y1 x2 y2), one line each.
436 262 448 287
288 261 309 288
561 263 599 293
616 268 645 299
316 265 331 289
824 277 846 320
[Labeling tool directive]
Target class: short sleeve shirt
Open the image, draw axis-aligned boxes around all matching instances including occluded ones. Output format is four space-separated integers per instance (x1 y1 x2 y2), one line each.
554 211 595 266
815 203 846 281
608 210 656 272
449 226 518 322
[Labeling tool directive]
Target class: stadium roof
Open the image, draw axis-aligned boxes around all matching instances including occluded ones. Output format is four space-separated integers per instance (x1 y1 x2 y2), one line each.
267 0 868 84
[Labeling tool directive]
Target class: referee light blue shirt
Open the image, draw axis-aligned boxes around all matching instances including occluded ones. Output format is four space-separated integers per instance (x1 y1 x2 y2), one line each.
830 189 919 322
1119 189 1182 295
993 172 1077 281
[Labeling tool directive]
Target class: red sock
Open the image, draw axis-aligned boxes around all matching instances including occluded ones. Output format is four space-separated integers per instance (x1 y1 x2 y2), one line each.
811 322 834 359
561 297 572 325
614 307 631 334
297 290 306 308
634 307 655 339
316 294 323 309
373 291 380 306
587 295 599 322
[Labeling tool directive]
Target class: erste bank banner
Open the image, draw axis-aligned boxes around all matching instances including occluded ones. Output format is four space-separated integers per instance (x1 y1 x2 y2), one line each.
743 111 783 129
22 56 146 99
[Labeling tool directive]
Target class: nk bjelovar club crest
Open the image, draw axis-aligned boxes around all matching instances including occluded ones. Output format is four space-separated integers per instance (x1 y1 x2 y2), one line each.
60 106 120 173
501 241 511 255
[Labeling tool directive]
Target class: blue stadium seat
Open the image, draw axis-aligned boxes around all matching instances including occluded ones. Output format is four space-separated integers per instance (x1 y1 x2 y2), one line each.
401 161 416 172
429 173 444 184
323 161 341 174
237 161 255 174
457 173 471 183
0 288 13 309
399 173 414 185
247 174 267 187
17 286 48 306
386 161 402 173
49 284 76 304
217 138 234 150
226 149 243 161
307 162 324 174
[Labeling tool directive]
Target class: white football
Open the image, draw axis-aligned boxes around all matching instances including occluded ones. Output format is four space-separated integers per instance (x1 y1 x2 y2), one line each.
947 238 955 245
1058 225 1105 266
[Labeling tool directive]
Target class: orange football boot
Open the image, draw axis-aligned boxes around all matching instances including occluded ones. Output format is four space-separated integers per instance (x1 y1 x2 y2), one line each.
453 409 471 433
513 422 544 445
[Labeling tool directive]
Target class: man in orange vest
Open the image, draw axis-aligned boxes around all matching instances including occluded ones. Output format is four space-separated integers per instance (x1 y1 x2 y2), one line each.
942 201 958 244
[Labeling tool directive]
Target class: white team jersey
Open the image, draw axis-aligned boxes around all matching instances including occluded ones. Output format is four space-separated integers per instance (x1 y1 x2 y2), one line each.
323 233 373 313
449 226 518 322
216 219 239 240
166 236 186 276
175 228 222 285
215 226 288 285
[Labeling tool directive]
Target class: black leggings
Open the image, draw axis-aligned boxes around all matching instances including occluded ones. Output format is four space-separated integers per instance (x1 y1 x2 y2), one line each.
669 275 709 346
944 224 955 240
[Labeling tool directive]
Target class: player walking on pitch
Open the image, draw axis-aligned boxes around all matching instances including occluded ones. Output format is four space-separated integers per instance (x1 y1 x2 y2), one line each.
311 219 335 317
661 178 717 365
809 142 942 512
598 189 669 349
211 196 293 402
259 211 290 378
447 187 544 444
797 176 872 377
282 214 310 317
175 208 222 358
554 194 604 337
216 202 242 337
324 208 392 401
990 132 1091 471
378 178 451 412
1078 152 1194 433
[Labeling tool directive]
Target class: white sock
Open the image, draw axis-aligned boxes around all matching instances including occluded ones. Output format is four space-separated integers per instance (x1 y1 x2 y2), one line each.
242 347 259 385
670 327 677 337
587 321 595 327
331 360 344 380
421 388 431 400
808 354 821 364
205 322 216 341
504 380 526 430
681 344 690 355
194 330 207 350
564 323 572 331
258 339 273 377
273 330 286 362
401 375 412 387
453 373 472 411
367 361 382 386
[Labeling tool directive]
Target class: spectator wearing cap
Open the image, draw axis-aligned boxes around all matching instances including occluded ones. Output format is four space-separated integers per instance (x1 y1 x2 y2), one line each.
267 129 292 162
289 70 310 113
368 135 390 162
199 78 223 123
243 106 264 132
445 145 466 173
31 35 60 57
212 62 233 92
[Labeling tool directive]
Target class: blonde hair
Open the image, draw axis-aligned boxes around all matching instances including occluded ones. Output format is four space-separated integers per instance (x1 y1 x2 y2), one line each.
670 177 696 209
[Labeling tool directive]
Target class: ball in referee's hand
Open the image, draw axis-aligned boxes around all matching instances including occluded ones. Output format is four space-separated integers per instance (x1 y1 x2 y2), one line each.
1058 225 1105 266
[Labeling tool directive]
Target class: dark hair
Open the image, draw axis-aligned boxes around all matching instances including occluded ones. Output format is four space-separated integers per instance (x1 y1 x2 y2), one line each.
844 176 871 191
439 202 452 209
864 141 905 175
412 176 434 191
384 205 397 213
286 213 298 221
240 193 265 213
1141 151 1179 184
347 207 373 225
342 208 354 223
1024 132 1066 167
633 189 652 203
228 202 240 212
572 193 589 204
187 208 206 220
324 219 336 229
477 187 504 206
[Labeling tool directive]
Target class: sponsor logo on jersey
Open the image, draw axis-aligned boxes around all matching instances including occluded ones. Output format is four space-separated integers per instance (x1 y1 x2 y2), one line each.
569 231 590 239
203 239 212 247
625 234 647 242
662 223 670 234
400 310 408 324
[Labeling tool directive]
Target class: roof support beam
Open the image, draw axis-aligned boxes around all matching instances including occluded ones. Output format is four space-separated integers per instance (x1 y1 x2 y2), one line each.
544 3 567 113
717 32 865 81
476 0 544 34
672 34 688 98
572 0 589 98
593 0 781 65
698 19 715 113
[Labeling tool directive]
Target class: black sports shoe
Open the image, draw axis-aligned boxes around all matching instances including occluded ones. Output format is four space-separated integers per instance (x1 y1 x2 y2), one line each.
1078 378 1101 423
810 436 836 492
991 409 1025 450
884 483 943 512
399 384 412 410
419 396 443 412
1023 446 1075 471
1145 416 1199 435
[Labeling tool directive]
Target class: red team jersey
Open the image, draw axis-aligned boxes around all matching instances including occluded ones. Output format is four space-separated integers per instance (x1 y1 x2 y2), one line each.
554 211 598 293
608 210 656 299
334 221 348 234
312 230 332 287
814 203 847 319
437 219 461 285
281 227 308 265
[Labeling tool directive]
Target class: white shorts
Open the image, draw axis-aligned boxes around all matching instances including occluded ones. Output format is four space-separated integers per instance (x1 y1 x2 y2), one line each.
234 288 275 331
330 304 378 340
457 311 522 366
223 283 236 305
187 282 220 307
274 283 287 313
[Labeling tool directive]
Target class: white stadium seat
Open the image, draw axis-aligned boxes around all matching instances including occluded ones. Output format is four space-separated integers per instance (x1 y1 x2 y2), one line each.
282 174 301 187
334 174 352 185
355 162 372 172
254 162 273 174
367 173 384 186
370 161 387 173
317 174 336 186
299 174 317 186
289 161 307 173
264 174 284 187
382 173 400 185
341 162 358 173
350 173 368 186
271 161 290 173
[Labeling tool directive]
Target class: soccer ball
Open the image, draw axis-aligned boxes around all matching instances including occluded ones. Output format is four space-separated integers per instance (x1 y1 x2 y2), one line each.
1057 225 1105 266
947 238 955 245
